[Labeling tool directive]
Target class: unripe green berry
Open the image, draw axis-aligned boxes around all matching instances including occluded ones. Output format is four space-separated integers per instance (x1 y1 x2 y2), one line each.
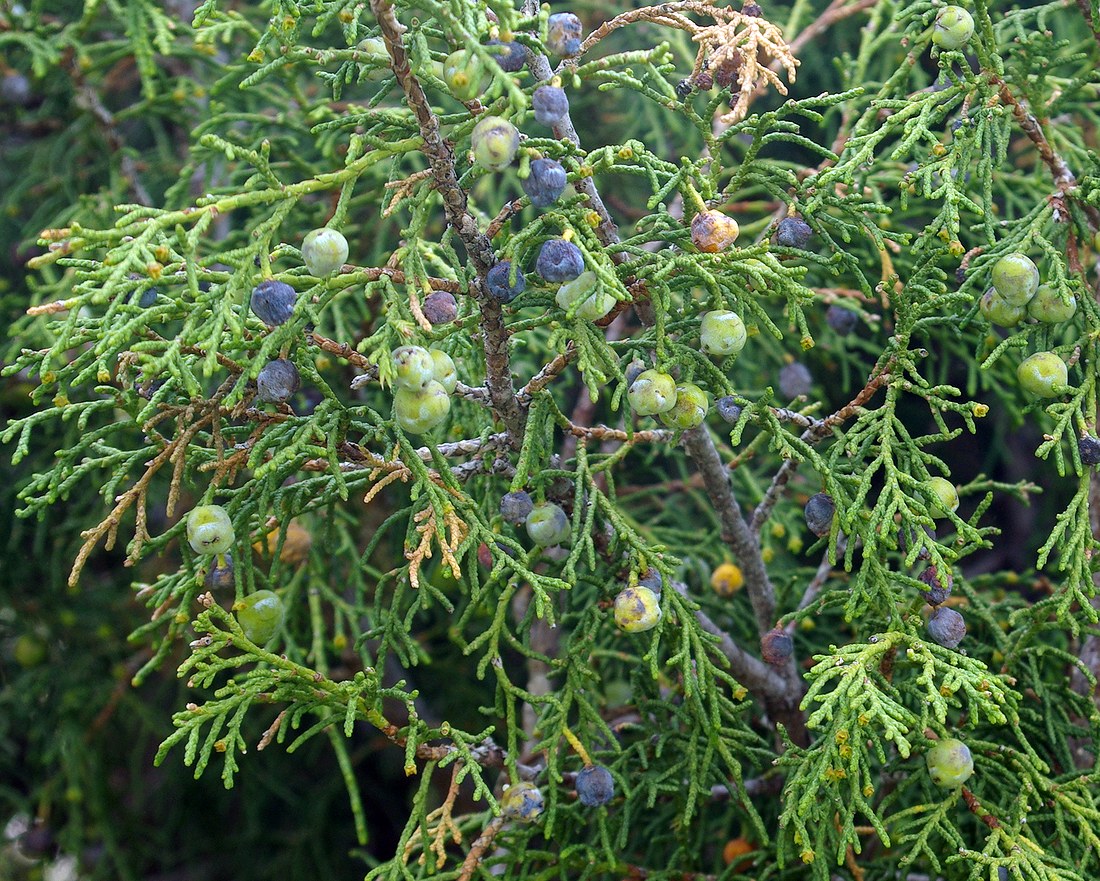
991 253 1040 306
500 782 544 822
614 585 662 633
429 349 457 394
526 502 570 547
186 505 234 556
442 49 484 101
236 590 285 645
555 271 615 321
13 634 47 668
471 116 519 170
301 228 349 276
357 37 391 81
925 737 973 787
932 6 974 50
392 346 435 391
659 383 708 430
979 288 1026 328
700 310 747 356
394 381 451 434
1027 284 1076 323
627 369 677 415
925 476 959 518
1017 352 1068 398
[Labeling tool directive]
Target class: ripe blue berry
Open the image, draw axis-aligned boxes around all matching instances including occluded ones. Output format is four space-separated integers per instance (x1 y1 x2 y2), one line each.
555 271 615 321
627 369 677 415
471 116 519 170
1027 284 1077 323
716 396 742 424
487 261 526 302
638 567 663 596
486 38 526 73
392 346 436 391
536 239 584 283
522 158 568 208
918 565 953 605
187 505 234 556
501 782 544 822
826 304 860 334
624 359 646 386
443 49 484 101
691 210 739 253
250 280 297 327
925 476 959 518
546 12 583 57
0 73 32 106
760 627 793 665
575 765 615 806
927 606 966 648
302 228 349 276
500 490 535 525
700 310 747 356
779 362 813 398
1079 436 1100 466
532 85 569 126
979 288 1027 328
804 493 835 537
526 502 570 546
423 291 458 325
925 737 973 787
256 358 301 404
614 585 662 633
659 383 709 430
205 552 235 590
775 217 813 248
1017 351 1067 398
991 253 1040 306
430 349 457 394
394 381 451 433
236 590 285 645
932 6 975 50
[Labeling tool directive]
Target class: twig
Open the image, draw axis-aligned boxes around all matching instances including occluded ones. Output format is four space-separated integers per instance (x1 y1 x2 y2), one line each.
457 816 506 881
682 426 778 634
989 73 1100 232
681 426 808 744
517 345 577 403
371 0 523 437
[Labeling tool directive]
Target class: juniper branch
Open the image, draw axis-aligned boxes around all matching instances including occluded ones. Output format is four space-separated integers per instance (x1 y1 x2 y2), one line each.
370 0 523 437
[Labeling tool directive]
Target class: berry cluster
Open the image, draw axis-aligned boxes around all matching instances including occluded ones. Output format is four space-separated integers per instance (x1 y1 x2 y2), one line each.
391 346 458 434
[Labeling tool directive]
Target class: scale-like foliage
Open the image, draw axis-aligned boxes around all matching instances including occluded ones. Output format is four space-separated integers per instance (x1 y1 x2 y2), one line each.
4 0 1100 878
